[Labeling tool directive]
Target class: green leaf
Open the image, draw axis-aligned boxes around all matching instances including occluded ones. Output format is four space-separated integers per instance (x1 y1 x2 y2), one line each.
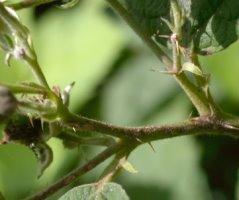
0 191 5 200
59 182 129 200
32 1 126 110
122 160 138 174
121 0 239 55
0 144 38 200
182 62 203 76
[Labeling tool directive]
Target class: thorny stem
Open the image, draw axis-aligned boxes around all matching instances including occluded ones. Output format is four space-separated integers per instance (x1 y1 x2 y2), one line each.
25 140 125 200
189 52 221 115
105 0 215 116
1 0 238 199
64 113 239 142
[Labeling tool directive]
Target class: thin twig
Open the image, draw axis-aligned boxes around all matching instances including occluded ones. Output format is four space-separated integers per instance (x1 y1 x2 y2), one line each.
24 56 50 89
0 83 45 94
99 146 133 183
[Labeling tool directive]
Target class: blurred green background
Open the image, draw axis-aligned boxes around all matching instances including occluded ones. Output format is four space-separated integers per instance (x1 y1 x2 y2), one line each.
1 0 239 199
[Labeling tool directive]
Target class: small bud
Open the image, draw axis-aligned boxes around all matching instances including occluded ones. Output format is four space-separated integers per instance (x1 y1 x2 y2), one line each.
12 46 25 60
0 86 17 121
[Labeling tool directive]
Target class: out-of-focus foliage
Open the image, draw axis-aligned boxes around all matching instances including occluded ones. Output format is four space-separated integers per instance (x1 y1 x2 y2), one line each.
121 0 239 55
0 0 239 199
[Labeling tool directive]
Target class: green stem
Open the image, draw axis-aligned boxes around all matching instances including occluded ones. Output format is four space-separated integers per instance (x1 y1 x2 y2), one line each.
175 73 211 115
170 0 182 37
25 140 125 200
99 144 135 183
189 53 220 115
18 100 57 115
106 0 212 115
0 83 45 94
24 56 50 89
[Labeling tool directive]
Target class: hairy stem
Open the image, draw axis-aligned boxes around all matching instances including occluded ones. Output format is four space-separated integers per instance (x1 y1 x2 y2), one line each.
64 113 239 142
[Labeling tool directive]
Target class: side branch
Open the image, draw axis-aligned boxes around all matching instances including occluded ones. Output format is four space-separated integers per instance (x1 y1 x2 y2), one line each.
65 113 239 142
26 140 125 200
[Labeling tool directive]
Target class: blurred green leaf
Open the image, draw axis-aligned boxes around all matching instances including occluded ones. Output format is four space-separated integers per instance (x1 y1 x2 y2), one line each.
101 51 179 125
120 135 211 200
31 1 126 110
200 41 239 102
121 0 239 55
59 182 129 200
99 50 209 199
0 144 37 200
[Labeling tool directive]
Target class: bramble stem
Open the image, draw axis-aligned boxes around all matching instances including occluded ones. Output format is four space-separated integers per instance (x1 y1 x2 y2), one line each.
64 112 239 142
105 0 215 116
